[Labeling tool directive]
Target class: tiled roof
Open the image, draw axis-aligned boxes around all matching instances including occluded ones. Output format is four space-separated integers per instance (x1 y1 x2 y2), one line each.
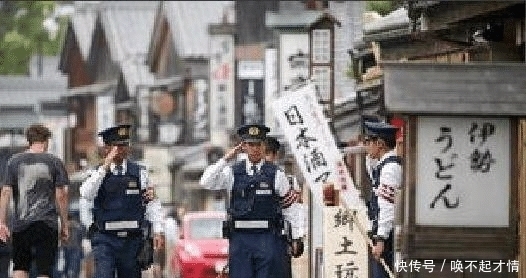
363 7 410 35
265 10 323 28
0 112 39 129
99 1 158 63
29 56 67 80
162 1 232 58
0 76 67 108
121 60 155 96
96 1 158 95
71 1 99 60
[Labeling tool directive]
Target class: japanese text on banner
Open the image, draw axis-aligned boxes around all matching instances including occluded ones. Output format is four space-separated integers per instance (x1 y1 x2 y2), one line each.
272 83 365 210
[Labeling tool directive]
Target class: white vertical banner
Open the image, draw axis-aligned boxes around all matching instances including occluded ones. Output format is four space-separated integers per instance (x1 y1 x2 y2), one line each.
265 48 278 131
279 33 309 91
272 83 365 211
323 206 368 278
193 79 208 140
209 34 235 147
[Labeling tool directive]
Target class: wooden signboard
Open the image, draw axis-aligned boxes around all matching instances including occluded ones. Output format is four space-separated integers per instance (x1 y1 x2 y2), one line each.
323 206 368 278
395 116 518 275
382 62 523 277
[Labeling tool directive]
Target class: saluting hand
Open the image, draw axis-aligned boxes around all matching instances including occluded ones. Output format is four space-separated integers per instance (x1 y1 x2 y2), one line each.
103 146 119 171
223 143 243 162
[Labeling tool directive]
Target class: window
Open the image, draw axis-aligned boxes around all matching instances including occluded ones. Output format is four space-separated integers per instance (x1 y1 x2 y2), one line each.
312 29 331 64
312 66 331 101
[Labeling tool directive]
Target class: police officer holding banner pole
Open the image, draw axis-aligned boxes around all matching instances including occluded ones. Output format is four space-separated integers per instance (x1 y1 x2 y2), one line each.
363 121 402 278
80 124 164 277
200 124 303 278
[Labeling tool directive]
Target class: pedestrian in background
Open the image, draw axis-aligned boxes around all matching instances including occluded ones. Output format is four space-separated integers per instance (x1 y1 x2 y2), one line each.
363 121 402 278
79 196 94 278
200 124 302 278
264 136 305 278
62 211 85 278
162 209 178 278
0 124 70 278
0 237 10 278
80 124 165 278
0 211 12 278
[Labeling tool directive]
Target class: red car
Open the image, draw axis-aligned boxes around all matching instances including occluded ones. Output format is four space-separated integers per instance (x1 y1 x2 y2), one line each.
170 211 229 278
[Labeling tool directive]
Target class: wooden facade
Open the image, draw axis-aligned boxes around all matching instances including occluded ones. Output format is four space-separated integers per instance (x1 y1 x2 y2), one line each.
59 18 98 171
353 1 526 277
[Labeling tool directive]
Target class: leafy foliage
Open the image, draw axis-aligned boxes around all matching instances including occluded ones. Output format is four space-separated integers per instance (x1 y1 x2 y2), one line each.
365 1 400 16
0 1 66 75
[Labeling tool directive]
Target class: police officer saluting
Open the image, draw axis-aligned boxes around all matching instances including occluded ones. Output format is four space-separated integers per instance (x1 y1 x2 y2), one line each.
200 124 301 278
80 124 164 278
363 121 402 278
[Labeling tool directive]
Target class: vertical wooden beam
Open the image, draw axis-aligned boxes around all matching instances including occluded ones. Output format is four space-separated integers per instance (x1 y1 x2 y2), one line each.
519 119 526 278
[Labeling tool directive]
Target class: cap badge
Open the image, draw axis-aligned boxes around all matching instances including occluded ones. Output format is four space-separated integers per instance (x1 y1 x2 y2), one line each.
118 127 128 136
248 126 260 136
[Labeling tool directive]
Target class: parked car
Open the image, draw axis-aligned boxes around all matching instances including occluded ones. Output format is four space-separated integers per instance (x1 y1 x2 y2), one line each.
170 211 228 278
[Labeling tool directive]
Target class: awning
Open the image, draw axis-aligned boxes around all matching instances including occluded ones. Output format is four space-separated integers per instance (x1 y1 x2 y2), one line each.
0 112 38 129
383 62 526 115
67 81 117 96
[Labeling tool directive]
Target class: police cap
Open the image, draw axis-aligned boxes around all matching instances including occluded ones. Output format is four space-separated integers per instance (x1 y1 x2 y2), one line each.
237 124 270 142
364 121 398 142
98 124 131 145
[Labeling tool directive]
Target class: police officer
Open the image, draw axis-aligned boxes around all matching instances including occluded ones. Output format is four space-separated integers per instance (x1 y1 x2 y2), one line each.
80 124 164 278
363 121 402 278
264 136 305 278
200 124 302 278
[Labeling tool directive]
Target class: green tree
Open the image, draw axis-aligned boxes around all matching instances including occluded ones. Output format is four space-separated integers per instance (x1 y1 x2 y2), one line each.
365 1 401 16
0 1 66 75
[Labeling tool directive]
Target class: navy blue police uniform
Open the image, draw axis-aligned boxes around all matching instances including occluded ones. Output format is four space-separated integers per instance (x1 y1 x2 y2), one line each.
364 121 401 278
229 160 288 278
80 125 155 278
200 124 297 278
91 161 146 278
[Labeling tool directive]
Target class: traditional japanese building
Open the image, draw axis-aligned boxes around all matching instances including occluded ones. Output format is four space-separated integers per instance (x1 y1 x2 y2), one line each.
351 1 525 277
146 1 231 208
59 1 158 169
